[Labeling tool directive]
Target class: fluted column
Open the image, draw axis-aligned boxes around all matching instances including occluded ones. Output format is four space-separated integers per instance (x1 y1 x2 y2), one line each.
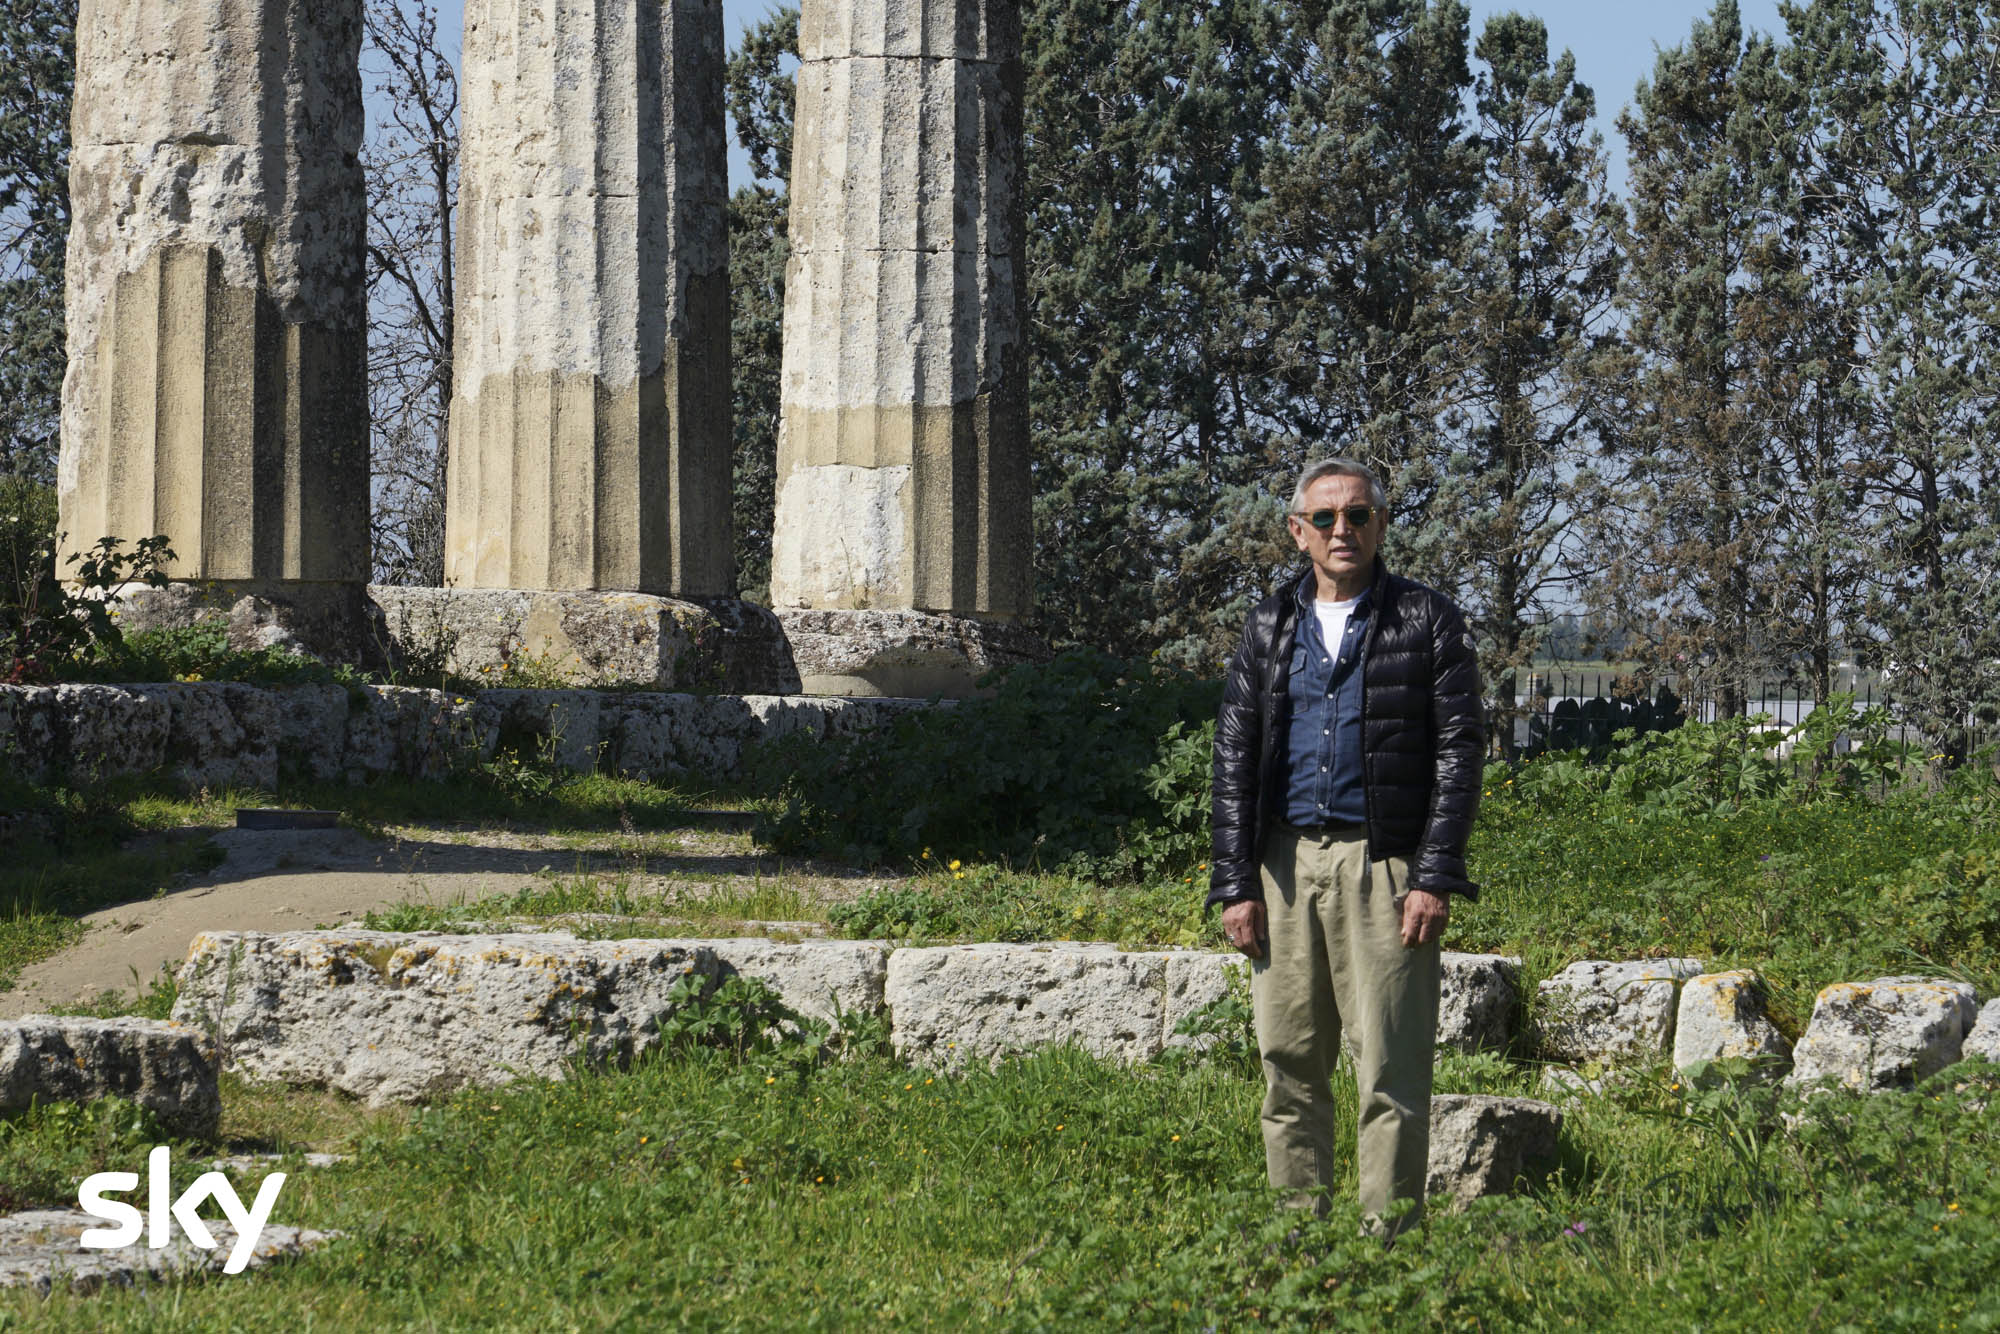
446 0 732 595
61 0 368 586
771 0 1030 617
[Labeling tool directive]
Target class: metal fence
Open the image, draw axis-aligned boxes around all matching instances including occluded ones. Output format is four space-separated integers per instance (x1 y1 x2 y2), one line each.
1493 671 1995 761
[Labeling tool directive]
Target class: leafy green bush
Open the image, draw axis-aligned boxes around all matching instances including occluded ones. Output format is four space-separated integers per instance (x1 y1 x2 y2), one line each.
2 530 173 683
60 620 352 688
756 650 1221 877
1505 696 1905 816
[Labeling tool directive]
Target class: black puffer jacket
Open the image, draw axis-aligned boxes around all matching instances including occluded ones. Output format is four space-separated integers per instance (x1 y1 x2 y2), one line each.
1207 560 1485 908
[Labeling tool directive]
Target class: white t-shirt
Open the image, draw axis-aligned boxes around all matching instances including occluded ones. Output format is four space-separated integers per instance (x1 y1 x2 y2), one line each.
1313 594 1364 662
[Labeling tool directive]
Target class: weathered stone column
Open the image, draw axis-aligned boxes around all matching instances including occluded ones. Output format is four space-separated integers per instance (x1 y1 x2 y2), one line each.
61 0 372 656
771 0 1037 695
446 0 731 596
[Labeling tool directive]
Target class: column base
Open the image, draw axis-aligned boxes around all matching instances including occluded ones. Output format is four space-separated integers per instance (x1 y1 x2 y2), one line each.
775 608 1048 698
110 581 390 671
371 588 801 694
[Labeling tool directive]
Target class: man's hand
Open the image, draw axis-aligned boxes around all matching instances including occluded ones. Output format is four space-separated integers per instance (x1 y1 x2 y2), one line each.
1399 889 1449 948
1221 900 1267 960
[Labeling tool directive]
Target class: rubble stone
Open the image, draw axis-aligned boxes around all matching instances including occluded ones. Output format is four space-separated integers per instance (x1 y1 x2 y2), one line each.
1787 976 1979 1093
173 930 723 1106
1439 952 1522 1054
0 1209 336 1294
1535 958 1704 1064
0 1016 219 1139
886 943 1169 1067
1672 970 1791 1077
1425 1094 1562 1209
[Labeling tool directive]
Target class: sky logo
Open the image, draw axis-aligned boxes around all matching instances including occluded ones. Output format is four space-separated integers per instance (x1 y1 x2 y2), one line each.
76 1145 286 1275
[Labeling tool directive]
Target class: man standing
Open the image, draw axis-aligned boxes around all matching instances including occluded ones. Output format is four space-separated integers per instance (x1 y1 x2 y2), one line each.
1208 458 1484 1235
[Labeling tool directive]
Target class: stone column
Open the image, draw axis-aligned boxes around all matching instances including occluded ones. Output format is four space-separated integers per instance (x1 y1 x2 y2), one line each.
61 0 371 654
446 0 732 596
770 0 1035 694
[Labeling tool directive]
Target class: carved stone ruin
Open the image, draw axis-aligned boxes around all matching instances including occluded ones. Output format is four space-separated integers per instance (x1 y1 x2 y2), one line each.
61 0 375 661
770 0 1039 695
60 0 1039 697
446 0 733 597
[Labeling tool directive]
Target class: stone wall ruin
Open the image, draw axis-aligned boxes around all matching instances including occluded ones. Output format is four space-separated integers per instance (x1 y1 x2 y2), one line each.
60 0 1035 696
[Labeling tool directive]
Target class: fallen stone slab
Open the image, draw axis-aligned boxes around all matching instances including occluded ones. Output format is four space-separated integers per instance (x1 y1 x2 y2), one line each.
1440 953 1522 1054
1535 958 1704 1064
0 1017 219 1139
0 1209 338 1295
1161 951 1247 1050
1425 1094 1562 1209
685 938 889 1027
1673 970 1791 1078
887 943 1171 1068
173 931 724 1106
1965 999 2000 1063
1787 977 1979 1093
204 1152 348 1173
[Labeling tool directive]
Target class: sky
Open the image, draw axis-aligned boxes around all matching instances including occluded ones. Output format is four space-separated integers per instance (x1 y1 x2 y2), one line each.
412 0 1789 191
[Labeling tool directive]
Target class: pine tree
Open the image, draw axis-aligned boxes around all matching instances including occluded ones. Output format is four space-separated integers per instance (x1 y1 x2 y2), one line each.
723 7 797 603
1437 13 1621 750
1251 0 1480 551
1023 0 1297 664
0 0 74 482
1601 1 1788 718
1780 0 2000 756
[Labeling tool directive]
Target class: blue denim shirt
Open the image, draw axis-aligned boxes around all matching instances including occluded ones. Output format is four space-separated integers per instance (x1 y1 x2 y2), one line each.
1283 581 1370 826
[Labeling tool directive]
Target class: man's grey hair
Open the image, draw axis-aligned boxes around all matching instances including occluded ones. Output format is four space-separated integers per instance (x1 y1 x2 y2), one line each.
1290 458 1389 514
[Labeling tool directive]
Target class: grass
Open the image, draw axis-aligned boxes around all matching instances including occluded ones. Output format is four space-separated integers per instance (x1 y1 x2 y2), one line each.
362 869 832 939
0 768 768 995
3 1019 1998 1329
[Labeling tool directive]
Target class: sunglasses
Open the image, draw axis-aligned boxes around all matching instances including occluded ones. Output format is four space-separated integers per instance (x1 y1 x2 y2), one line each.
1294 505 1381 532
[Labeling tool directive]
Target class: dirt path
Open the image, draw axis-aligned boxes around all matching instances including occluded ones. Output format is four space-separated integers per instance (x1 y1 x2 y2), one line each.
2 822 890 1017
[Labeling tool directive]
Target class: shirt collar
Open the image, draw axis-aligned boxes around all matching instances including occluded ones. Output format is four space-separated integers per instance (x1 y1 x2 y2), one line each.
1294 572 1373 615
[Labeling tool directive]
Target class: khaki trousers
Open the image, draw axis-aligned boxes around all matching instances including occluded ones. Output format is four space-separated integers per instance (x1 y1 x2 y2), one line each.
1251 825 1440 1229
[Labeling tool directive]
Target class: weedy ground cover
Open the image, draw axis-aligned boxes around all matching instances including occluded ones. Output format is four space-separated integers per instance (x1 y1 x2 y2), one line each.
0 769 757 990
3 984 1998 1330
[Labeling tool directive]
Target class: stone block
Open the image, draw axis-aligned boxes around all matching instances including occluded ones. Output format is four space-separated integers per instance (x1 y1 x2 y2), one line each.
52 684 169 780
696 938 890 1026
153 683 281 792
1439 952 1522 1054
1425 1094 1562 1209
1673 970 1791 1077
775 608 1046 698
0 1016 220 1139
272 684 352 783
1787 976 1979 1093
340 687 496 781
1965 999 2000 1063
0 1210 337 1294
1162 951 1246 1049
886 943 1169 1067
1535 958 1704 1064
107 584 390 672
173 930 724 1106
371 588 800 694
480 689 606 773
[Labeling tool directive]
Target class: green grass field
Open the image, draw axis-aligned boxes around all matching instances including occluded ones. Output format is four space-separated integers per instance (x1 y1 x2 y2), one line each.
4 1017 1998 1329
6 715 2000 1327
